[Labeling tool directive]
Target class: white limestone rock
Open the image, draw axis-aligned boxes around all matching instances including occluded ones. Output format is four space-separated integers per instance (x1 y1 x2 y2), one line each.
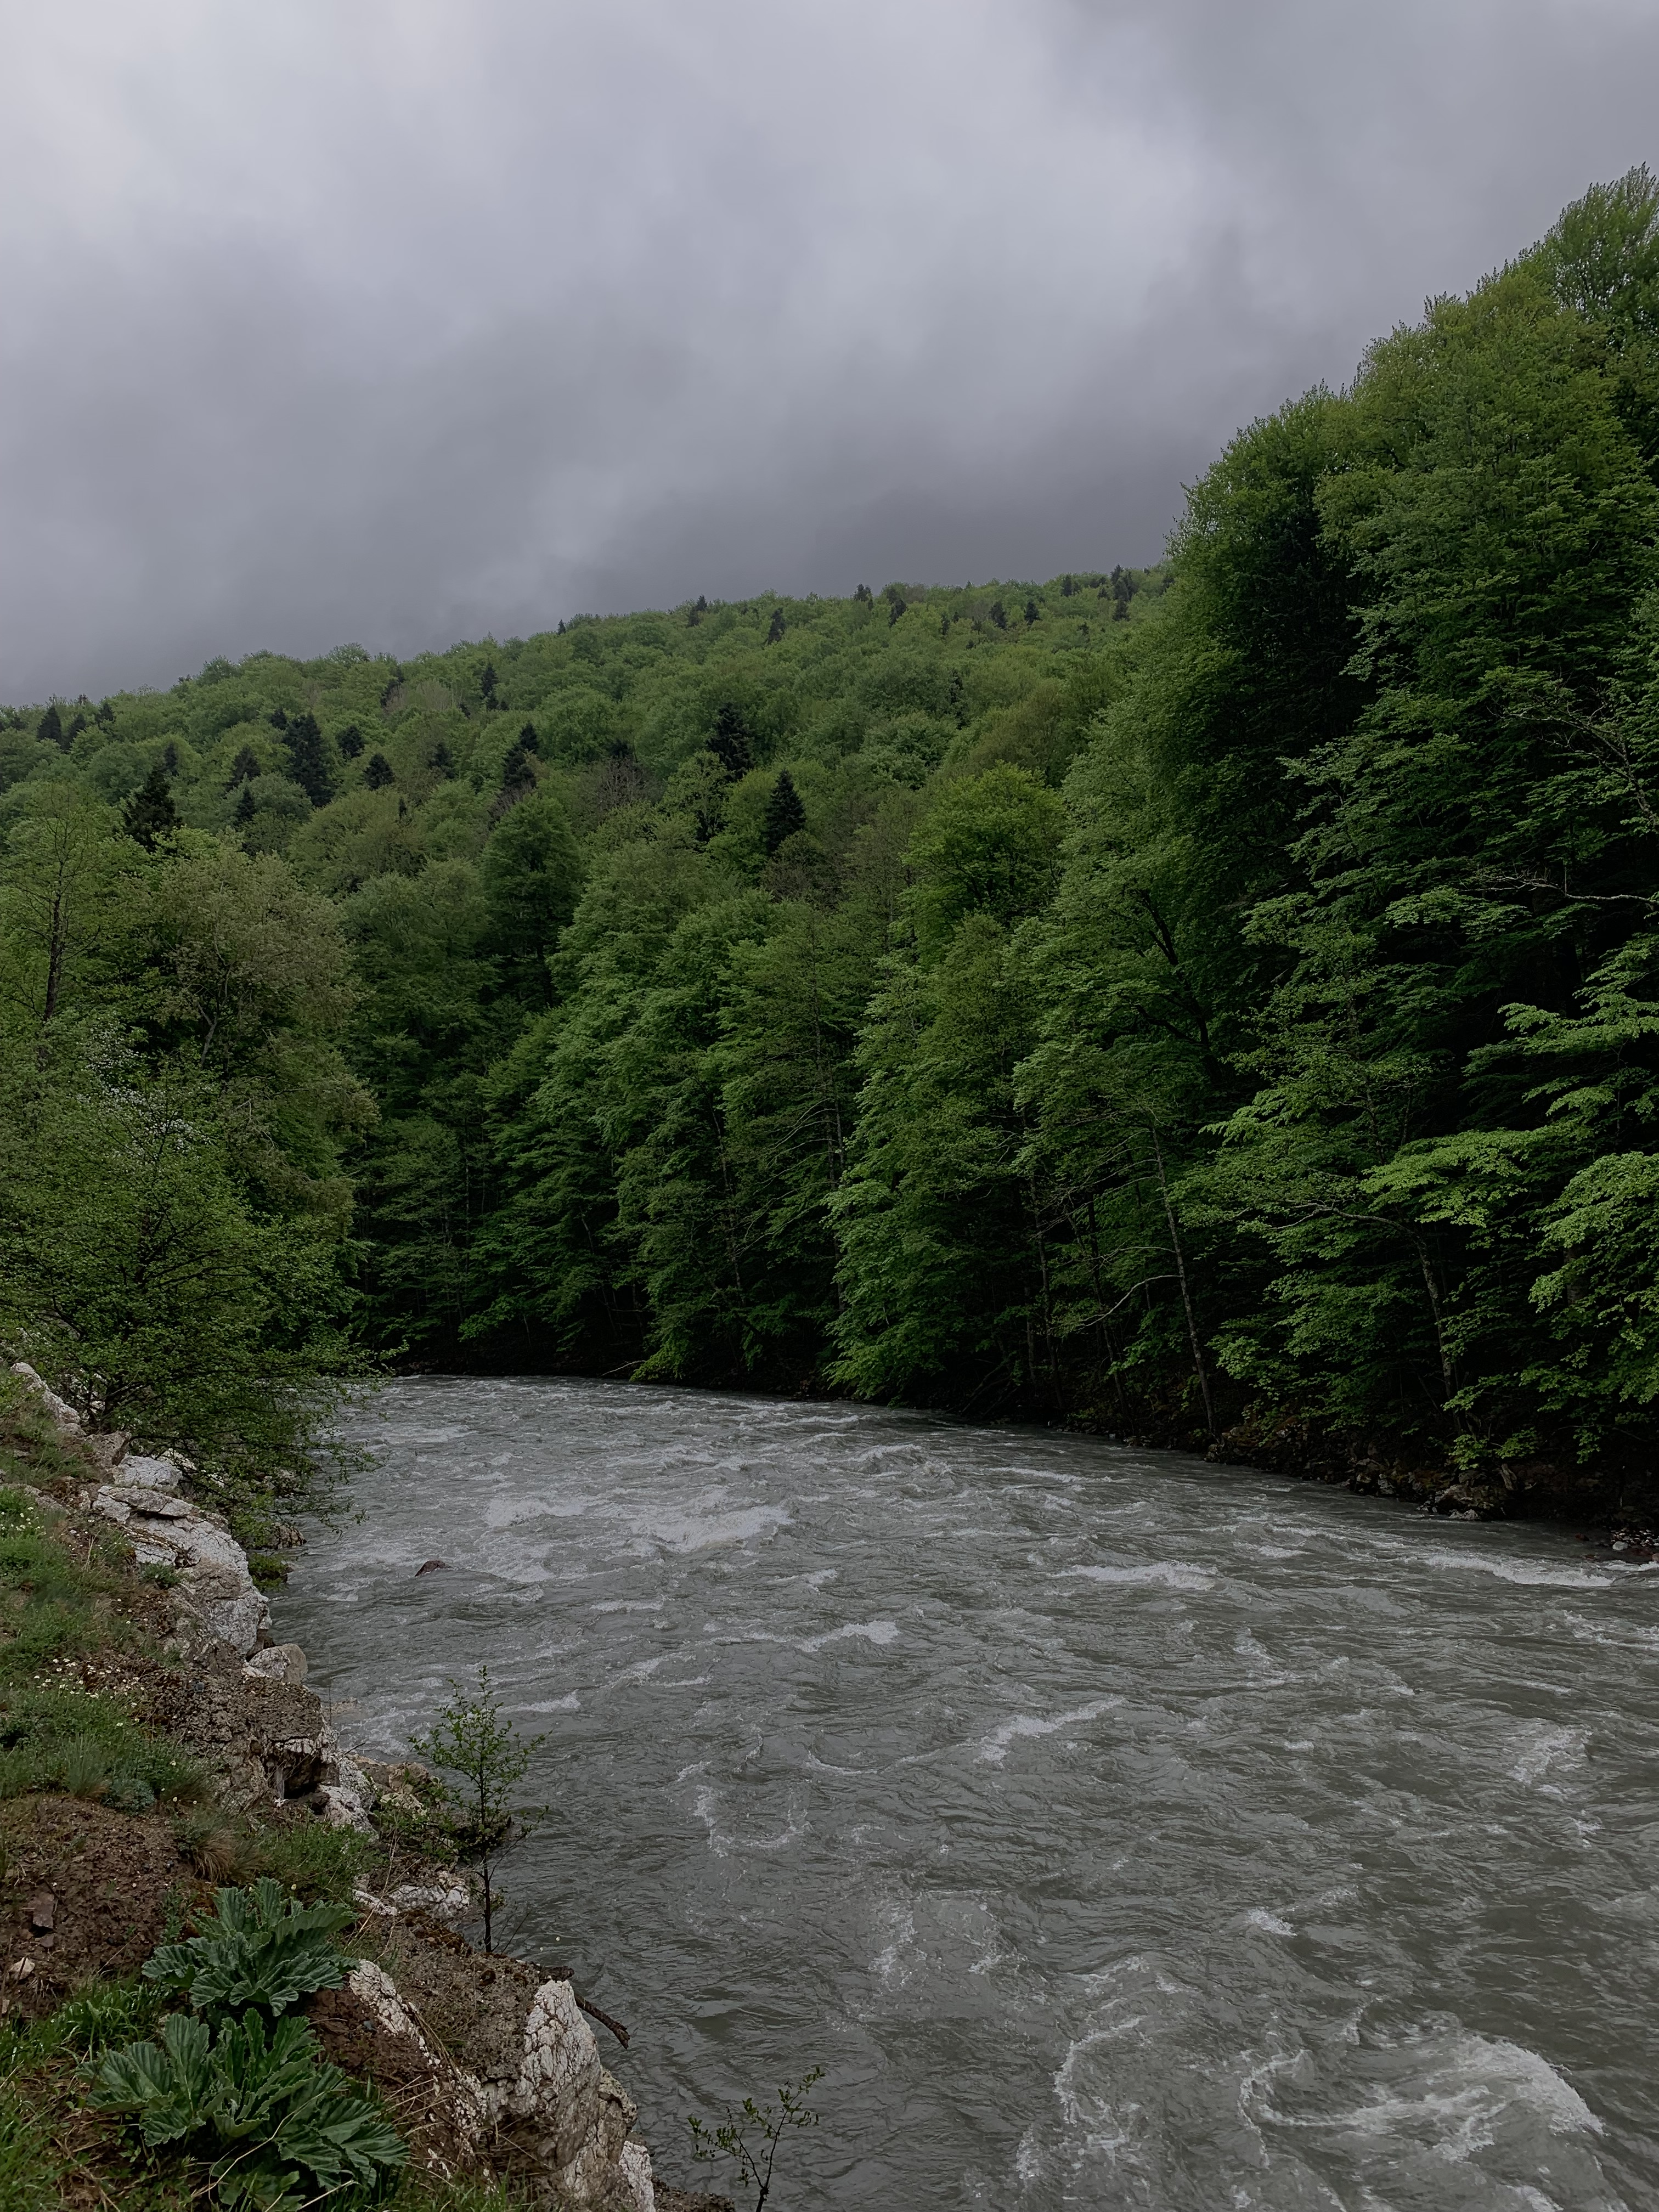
8 1361 82 1430
618 2138 657 2212
93 1481 271 1657
243 1642 307 1686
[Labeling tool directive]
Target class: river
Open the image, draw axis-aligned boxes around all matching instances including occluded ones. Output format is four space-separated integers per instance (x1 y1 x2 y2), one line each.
274 1374 1659 2210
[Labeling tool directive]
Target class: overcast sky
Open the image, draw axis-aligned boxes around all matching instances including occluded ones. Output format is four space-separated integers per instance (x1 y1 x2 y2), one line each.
4 0 1657 702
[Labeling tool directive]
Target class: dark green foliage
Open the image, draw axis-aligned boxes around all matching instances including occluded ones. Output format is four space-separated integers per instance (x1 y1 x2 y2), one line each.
95 2008 405 2207
5 171 1657 1486
281 711 332 805
710 702 755 777
123 764 179 849
143 1877 353 2015
36 705 63 751
761 769 806 856
337 723 364 759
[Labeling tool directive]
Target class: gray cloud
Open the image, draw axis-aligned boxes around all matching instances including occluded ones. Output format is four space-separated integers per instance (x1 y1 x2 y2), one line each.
4 0 1657 699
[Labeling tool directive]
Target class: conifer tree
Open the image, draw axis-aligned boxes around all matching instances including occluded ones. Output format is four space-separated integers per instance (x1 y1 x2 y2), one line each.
766 608 786 644
283 712 332 805
36 703 64 750
710 703 755 778
225 745 261 789
363 752 395 789
762 769 806 856
123 764 178 849
337 724 364 759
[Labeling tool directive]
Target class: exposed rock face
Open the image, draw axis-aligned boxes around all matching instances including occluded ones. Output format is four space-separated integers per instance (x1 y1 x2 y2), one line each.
91 1479 273 1658
8 1353 664 2210
326 1907 658 2208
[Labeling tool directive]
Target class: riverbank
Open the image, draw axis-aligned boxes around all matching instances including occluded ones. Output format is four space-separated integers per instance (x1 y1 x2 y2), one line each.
0 1362 723 2211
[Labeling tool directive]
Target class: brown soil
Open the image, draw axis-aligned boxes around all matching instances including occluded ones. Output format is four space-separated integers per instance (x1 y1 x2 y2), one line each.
0 1792 207 2021
308 1980 487 2182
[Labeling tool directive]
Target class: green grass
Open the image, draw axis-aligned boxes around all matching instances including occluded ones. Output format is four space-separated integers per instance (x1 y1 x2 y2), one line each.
253 1816 372 1904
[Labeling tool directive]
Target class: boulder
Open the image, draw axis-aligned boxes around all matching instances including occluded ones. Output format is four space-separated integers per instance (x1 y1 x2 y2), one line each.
91 1482 270 1657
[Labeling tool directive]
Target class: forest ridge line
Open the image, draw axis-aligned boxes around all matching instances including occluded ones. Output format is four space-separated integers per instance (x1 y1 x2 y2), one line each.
5 168 1659 1537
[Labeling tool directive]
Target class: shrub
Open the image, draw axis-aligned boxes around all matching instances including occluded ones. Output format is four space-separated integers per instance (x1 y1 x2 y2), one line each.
95 2008 405 2208
143 1877 354 2015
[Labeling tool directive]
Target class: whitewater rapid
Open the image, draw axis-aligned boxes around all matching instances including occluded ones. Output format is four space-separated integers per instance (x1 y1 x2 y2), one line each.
276 1376 1659 2209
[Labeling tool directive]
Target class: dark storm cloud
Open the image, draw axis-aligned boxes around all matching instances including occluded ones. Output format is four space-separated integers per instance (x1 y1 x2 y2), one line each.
4 0 1657 700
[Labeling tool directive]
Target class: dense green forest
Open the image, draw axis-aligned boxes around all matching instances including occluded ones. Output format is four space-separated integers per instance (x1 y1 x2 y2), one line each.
5 168 1659 1522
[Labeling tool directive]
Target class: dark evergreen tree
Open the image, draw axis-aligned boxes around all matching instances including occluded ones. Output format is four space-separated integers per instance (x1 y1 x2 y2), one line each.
337 723 364 759
479 662 499 705
762 769 807 856
431 740 455 777
854 583 873 604
94 699 115 727
226 745 261 788
268 706 289 731
284 710 332 804
990 600 1007 629
66 712 87 742
499 733 538 800
123 764 178 849
36 703 64 749
364 752 396 789
766 608 786 644
710 703 755 777
232 783 258 830
1024 597 1040 625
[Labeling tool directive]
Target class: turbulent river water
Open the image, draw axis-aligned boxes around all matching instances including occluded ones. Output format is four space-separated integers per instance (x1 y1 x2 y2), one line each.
275 1375 1659 2211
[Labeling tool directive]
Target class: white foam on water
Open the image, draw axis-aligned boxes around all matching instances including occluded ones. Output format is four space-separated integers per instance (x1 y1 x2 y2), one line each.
1060 1562 1215 1592
590 1599 663 1613
1509 1723 1590 1787
1284 2032 1603 2158
1246 1907 1296 1936
629 1502 793 1551
519 1692 580 1713
691 1786 808 1859
977 1697 1121 1766
801 1618 901 1653
1418 1548 1624 1591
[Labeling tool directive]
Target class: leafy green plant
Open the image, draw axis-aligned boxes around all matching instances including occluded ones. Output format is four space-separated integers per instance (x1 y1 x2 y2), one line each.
143 1876 354 2015
410 1665 544 1955
689 2067 823 2210
95 2007 405 2209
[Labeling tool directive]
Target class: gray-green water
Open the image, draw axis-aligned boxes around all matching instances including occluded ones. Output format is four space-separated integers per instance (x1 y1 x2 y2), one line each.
275 1375 1659 2209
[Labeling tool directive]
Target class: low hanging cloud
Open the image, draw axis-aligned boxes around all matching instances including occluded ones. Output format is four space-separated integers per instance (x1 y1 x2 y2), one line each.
4 0 1656 700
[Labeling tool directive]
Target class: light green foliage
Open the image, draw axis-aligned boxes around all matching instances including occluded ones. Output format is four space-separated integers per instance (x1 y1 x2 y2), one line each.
689 2066 823 2211
142 1877 354 2015
411 1665 542 1954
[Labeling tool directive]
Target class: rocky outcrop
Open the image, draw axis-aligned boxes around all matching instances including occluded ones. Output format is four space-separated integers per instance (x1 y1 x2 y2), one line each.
7 1355 667 2211
326 1903 657 2209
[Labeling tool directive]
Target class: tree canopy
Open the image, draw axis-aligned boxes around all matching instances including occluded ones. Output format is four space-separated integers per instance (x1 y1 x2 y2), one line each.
6 171 1659 1510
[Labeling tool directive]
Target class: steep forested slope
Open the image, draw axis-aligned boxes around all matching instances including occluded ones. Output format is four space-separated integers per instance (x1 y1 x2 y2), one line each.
6 169 1659 1518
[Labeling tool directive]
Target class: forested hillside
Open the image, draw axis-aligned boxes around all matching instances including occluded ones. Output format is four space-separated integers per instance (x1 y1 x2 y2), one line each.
5 169 1659 1519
